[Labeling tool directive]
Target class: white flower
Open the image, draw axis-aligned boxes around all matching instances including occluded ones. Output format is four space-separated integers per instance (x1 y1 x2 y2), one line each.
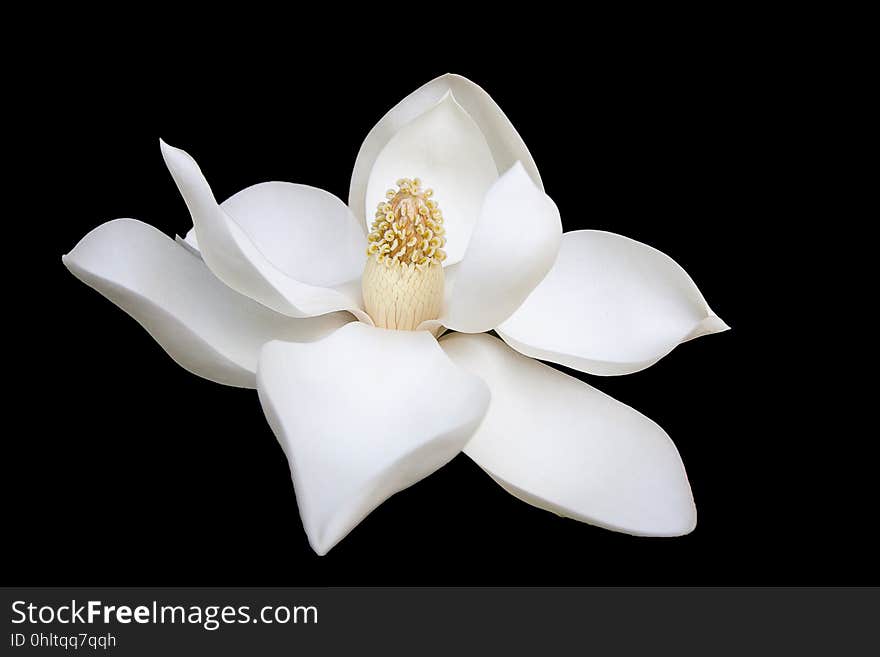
63 74 728 555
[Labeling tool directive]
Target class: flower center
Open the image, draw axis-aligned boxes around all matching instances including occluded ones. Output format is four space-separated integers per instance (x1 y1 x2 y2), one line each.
366 178 447 266
362 178 447 330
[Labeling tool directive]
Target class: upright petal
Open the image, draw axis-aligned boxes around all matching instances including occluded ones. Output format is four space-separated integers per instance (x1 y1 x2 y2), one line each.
220 181 366 287
363 92 498 265
257 323 490 555
160 140 370 322
178 184 366 287
63 219 352 388
348 74 543 264
498 230 729 375
425 163 561 333
351 74 544 224
440 333 696 537
176 230 201 256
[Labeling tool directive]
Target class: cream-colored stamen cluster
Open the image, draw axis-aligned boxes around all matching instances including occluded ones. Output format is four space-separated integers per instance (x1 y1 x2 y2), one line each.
366 178 447 268
362 178 447 331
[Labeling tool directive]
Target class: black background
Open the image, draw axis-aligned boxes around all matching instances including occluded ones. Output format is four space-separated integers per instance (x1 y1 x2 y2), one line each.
7 25 871 586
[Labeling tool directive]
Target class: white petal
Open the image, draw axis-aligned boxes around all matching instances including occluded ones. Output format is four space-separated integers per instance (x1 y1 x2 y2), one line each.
63 219 352 388
351 73 544 232
427 163 561 333
363 91 498 265
498 230 729 375
257 323 489 555
440 332 696 536
176 231 201 257
221 181 366 287
160 140 370 322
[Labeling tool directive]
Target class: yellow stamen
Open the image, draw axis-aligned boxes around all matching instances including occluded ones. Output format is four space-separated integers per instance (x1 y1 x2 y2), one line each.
362 178 447 330
366 178 447 267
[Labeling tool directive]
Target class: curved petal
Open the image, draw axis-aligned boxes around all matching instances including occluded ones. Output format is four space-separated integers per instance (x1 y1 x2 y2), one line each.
440 332 696 536
160 140 370 322
221 181 366 287
257 323 490 555
63 219 353 388
498 230 730 376
351 74 544 229
425 163 561 333
363 91 498 265
176 231 201 257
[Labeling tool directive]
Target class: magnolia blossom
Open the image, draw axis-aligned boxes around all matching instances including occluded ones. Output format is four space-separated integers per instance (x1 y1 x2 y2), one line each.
63 74 728 555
